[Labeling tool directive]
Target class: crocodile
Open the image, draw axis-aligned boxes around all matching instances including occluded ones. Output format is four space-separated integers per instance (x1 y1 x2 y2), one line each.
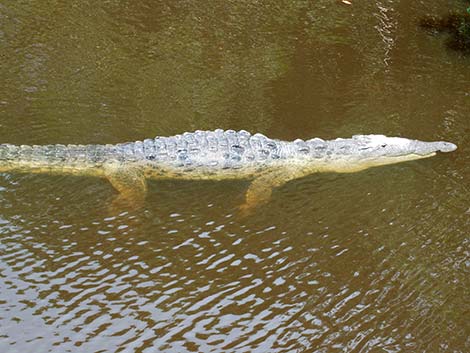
0 129 457 213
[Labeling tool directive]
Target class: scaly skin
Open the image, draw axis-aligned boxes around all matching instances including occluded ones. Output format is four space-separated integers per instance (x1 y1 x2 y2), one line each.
0 129 457 213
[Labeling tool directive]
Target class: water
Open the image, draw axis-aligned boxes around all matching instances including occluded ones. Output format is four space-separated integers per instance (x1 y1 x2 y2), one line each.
0 1 469 352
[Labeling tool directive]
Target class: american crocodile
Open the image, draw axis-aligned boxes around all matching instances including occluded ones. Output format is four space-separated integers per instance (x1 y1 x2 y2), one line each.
0 129 457 213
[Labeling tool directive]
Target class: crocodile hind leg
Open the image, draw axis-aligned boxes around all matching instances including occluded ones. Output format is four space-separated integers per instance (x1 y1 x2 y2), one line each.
239 169 304 217
103 162 147 210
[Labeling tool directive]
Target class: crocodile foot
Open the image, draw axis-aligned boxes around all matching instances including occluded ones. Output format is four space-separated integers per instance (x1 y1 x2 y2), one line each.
238 169 302 217
104 162 147 212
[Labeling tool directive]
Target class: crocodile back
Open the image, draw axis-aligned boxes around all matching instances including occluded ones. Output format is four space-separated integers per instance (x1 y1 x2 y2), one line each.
139 129 285 169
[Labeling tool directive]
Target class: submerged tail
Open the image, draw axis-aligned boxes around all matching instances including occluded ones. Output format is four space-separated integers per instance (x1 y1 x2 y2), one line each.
0 143 110 175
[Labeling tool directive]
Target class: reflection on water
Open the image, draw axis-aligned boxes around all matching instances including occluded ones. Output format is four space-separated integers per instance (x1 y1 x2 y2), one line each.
0 0 469 352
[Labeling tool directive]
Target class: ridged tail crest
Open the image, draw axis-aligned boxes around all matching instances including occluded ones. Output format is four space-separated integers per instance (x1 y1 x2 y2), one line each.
0 143 108 175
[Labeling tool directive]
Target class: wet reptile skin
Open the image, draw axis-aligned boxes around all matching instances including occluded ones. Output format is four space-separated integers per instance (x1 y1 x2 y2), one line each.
0 129 457 213
0 129 290 177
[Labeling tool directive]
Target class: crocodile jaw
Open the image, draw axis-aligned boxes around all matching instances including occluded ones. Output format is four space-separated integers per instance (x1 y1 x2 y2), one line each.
316 135 457 173
349 135 457 156
356 152 437 171
316 152 436 173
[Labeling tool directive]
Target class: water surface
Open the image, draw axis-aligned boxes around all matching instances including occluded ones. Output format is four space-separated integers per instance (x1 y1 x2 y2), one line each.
0 1 469 352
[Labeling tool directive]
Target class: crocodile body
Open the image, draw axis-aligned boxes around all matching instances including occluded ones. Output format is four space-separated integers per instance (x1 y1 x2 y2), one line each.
0 129 457 213
0 130 297 178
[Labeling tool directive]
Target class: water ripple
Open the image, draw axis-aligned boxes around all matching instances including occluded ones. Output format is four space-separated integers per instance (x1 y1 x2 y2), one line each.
1 0 469 351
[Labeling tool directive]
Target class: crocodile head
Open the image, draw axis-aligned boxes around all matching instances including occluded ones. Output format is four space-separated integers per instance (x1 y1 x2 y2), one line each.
310 135 457 173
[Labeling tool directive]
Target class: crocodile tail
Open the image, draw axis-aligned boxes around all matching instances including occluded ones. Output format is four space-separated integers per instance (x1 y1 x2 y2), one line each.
0 144 20 160
0 143 107 175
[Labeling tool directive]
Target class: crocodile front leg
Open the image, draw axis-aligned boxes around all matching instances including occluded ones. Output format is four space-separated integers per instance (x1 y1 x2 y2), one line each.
103 162 147 209
240 167 306 216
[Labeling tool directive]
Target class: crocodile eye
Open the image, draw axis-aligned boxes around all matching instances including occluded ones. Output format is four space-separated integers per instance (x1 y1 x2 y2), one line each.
381 144 387 148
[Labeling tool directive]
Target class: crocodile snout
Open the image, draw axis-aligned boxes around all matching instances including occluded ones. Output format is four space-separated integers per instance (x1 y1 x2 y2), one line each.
436 141 457 153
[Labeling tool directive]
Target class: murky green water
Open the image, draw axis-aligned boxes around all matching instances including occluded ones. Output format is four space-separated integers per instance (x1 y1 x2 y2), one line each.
0 1 469 352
